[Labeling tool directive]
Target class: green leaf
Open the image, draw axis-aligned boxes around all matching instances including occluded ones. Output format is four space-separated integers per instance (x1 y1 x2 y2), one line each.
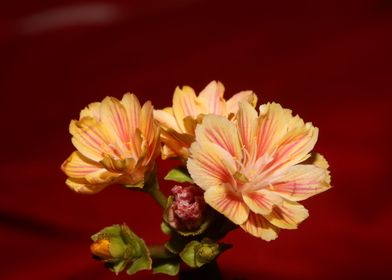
152 259 180 276
164 168 193 183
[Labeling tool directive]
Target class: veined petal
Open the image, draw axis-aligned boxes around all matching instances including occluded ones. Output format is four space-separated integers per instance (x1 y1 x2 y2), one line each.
204 185 249 225
153 108 180 132
267 124 318 172
198 80 226 115
226 90 257 114
121 93 141 132
140 101 155 145
187 141 237 191
269 164 331 201
195 115 242 160
256 103 295 159
61 151 102 178
80 102 101 120
100 96 130 143
265 200 309 229
237 101 258 153
243 190 283 215
70 117 113 162
84 168 120 185
161 128 194 158
241 212 279 241
65 178 108 194
173 86 202 132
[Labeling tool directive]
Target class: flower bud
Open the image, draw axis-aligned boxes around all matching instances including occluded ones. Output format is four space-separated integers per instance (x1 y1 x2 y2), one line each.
167 185 206 231
90 224 152 275
179 238 222 268
90 238 112 259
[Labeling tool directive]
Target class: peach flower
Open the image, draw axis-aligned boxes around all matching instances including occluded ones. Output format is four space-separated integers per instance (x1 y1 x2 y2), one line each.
187 101 331 241
154 81 257 159
61 94 160 194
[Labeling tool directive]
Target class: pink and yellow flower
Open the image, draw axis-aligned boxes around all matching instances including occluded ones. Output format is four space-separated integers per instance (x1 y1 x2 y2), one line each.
153 81 257 159
61 94 160 194
187 101 331 241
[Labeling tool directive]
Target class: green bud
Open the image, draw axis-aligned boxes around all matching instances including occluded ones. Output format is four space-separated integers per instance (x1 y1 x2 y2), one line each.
90 224 152 275
179 238 222 268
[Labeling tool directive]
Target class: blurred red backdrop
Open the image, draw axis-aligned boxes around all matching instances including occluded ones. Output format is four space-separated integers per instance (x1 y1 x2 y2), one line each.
1 0 391 279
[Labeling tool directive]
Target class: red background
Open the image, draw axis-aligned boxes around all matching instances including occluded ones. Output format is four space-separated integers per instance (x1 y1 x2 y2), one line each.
1 0 391 279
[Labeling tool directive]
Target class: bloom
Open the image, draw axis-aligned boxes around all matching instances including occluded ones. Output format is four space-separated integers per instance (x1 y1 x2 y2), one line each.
61 93 160 194
187 101 331 241
153 81 257 159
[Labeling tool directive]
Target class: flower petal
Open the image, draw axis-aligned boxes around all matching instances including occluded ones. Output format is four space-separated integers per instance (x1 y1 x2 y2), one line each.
70 117 113 162
265 200 309 229
100 96 130 144
195 115 242 160
237 101 258 153
153 108 180 132
121 93 141 132
242 190 283 215
172 86 202 132
204 185 249 225
198 80 226 115
140 101 155 145
80 102 101 120
269 164 331 201
226 90 257 114
65 178 108 194
241 212 279 241
187 141 237 191
61 151 102 178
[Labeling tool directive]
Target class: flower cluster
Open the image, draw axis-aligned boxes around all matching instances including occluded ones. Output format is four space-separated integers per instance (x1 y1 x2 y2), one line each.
62 81 331 276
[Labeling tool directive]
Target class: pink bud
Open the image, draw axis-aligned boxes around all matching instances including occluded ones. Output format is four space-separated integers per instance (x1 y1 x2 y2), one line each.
167 185 206 231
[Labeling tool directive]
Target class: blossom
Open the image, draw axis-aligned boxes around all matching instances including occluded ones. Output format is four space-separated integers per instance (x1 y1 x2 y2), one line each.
187 101 331 241
153 81 257 159
61 93 160 194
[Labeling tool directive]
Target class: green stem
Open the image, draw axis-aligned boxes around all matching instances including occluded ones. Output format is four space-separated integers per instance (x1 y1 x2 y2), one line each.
148 245 175 259
144 175 167 208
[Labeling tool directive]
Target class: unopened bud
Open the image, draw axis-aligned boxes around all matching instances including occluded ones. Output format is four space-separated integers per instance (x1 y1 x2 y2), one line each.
90 238 112 259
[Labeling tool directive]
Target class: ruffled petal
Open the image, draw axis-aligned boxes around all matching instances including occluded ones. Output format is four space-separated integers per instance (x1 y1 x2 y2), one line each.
65 178 108 194
61 151 102 178
140 101 155 145
80 102 101 120
204 185 249 225
198 80 226 115
241 212 279 241
172 86 202 132
226 90 257 114
69 117 114 162
195 115 242 160
187 141 237 191
256 103 318 172
237 101 258 153
243 190 283 215
265 200 309 229
121 93 141 132
153 108 180 132
100 96 130 144
269 164 331 201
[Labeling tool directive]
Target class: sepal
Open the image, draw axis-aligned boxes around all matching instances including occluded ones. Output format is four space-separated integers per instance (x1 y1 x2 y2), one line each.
90 224 152 275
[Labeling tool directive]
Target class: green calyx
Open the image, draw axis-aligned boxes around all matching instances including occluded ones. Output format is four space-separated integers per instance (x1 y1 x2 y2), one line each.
91 224 152 275
179 238 230 268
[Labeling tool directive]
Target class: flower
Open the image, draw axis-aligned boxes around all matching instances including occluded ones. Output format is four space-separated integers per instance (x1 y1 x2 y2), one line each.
187 101 331 241
167 185 206 231
61 93 160 194
153 81 257 159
